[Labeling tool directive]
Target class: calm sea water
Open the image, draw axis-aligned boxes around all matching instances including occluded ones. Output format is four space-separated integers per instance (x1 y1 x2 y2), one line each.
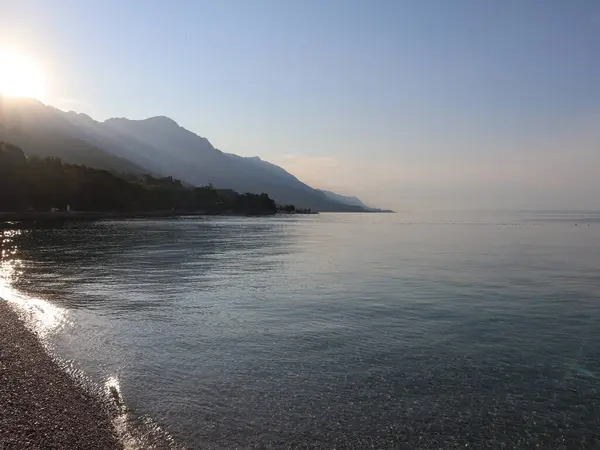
2 212 600 449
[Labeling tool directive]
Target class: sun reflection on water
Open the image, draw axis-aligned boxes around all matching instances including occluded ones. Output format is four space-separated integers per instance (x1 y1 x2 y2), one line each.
0 229 70 338
105 374 178 450
1 229 178 449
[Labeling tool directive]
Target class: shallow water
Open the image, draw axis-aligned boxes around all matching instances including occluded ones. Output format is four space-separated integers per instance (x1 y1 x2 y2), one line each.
2 212 600 449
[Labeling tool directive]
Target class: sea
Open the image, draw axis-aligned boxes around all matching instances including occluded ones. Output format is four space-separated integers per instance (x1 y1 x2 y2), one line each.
1 211 600 449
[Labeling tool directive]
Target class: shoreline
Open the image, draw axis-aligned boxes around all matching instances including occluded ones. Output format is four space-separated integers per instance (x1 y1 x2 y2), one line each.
0 210 273 222
0 210 319 224
0 300 123 449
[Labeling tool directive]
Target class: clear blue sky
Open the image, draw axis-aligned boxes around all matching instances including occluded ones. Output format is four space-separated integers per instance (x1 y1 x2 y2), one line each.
2 0 600 209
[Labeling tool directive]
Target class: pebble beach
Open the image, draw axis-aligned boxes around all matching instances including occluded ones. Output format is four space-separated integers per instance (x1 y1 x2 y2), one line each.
0 300 123 450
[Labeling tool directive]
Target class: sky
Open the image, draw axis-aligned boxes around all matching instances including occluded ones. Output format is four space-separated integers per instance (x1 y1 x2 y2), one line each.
1 0 600 210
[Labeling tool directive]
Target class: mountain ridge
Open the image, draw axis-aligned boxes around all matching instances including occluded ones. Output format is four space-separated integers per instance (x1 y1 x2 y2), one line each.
59 112 370 211
0 97 145 173
1 97 382 212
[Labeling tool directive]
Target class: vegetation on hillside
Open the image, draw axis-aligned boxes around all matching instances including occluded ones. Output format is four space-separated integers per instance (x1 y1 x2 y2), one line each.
0 141 278 215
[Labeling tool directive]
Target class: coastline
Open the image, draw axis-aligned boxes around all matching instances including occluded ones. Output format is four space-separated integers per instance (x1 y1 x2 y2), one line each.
0 210 275 222
0 210 322 224
0 300 123 450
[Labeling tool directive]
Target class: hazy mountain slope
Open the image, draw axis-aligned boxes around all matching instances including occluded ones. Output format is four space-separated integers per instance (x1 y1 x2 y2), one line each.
318 190 370 209
0 97 144 173
319 190 394 212
96 116 358 211
57 111 182 177
1 97 374 211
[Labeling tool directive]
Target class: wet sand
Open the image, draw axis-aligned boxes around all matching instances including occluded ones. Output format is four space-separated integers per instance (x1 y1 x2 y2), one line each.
0 300 123 450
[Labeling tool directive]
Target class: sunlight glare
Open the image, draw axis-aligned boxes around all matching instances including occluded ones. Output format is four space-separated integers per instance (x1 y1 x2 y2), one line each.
1 230 68 338
0 49 46 101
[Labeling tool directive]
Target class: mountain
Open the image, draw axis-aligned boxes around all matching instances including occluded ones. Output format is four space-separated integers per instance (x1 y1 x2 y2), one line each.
319 190 394 213
59 114 364 211
318 190 370 209
0 97 379 211
0 96 144 174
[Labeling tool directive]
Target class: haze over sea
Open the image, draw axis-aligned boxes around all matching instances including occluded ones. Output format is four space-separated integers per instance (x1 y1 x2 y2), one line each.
2 211 600 449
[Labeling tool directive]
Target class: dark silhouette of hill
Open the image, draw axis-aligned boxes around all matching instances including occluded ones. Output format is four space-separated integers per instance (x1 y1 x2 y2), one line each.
0 140 278 215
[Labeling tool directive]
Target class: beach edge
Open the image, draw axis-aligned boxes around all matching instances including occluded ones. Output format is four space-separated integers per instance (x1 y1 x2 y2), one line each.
0 299 123 450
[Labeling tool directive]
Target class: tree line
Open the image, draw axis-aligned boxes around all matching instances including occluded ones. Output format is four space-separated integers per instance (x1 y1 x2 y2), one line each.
0 141 279 215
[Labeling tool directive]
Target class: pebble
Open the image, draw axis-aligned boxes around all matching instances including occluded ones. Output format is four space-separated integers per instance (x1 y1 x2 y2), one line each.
0 301 123 449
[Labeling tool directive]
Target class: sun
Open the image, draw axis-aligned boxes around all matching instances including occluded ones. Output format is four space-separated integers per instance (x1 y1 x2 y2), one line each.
0 49 46 101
